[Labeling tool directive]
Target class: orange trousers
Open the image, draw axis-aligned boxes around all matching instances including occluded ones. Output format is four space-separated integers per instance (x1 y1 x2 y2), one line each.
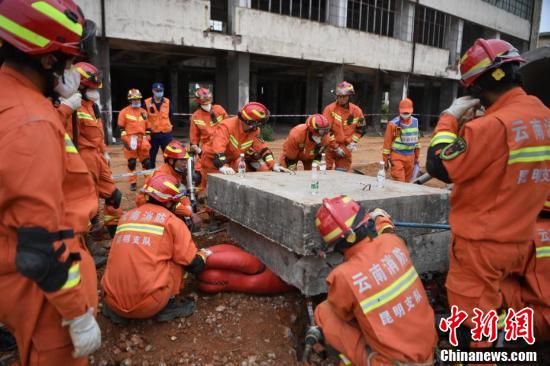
326 147 352 171
122 135 151 184
446 236 534 330
104 262 183 319
315 301 396 366
389 152 415 182
79 148 121 227
199 155 220 191
0 236 97 366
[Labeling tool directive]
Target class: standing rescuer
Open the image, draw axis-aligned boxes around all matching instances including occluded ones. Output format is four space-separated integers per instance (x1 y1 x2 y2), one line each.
101 174 212 323
189 87 228 156
279 113 332 171
313 196 437 365
323 81 367 171
382 98 420 182
427 38 550 348
118 88 152 191
145 82 175 169
0 0 101 364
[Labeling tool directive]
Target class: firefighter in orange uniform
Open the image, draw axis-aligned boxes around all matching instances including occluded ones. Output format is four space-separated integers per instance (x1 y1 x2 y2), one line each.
382 98 420 182
145 82 174 168
200 102 284 189
280 114 332 171
101 174 212 323
71 62 122 239
0 1 101 364
189 87 228 155
135 140 202 224
323 81 366 171
427 38 550 348
313 196 437 365
118 88 152 191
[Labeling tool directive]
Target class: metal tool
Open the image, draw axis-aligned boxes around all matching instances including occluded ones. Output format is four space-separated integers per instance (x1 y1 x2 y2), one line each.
394 221 450 230
302 299 322 365
112 169 155 180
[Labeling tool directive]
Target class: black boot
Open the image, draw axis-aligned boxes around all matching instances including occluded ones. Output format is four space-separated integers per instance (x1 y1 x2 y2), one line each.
130 183 137 191
155 298 196 322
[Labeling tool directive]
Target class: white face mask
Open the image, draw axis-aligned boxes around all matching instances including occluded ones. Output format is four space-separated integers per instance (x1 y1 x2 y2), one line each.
85 89 100 103
54 67 81 98
311 135 322 144
131 101 141 108
201 103 212 112
400 113 411 120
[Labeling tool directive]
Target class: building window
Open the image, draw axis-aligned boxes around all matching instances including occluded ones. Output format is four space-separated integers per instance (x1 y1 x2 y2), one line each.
346 0 395 37
413 5 450 49
482 0 533 20
250 0 328 23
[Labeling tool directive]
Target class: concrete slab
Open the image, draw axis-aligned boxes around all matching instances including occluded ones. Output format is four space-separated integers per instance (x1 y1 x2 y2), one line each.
208 171 451 295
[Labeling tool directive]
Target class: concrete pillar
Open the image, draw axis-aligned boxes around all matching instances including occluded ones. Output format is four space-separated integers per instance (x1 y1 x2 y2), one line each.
321 64 344 108
215 54 229 108
530 0 543 50
169 65 179 112
250 72 258 102
445 18 464 68
393 0 415 42
389 75 406 115
228 0 250 34
369 70 383 132
328 0 347 27
227 51 250 114
91 38 113 143
305 68 319 114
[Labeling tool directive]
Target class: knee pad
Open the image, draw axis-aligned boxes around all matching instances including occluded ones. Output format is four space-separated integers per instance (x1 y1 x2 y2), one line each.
128 158 137 170
141 158 151 169
105 188 122 209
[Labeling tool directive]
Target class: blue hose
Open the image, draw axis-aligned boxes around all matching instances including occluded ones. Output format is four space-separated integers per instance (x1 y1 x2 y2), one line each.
394 221 450 230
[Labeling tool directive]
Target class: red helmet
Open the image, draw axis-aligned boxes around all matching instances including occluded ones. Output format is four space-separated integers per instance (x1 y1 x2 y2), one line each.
306 114 331 137
163 140 189 160
141 174 183 204
460 38 524 88
239 102 270 128
0 0 95 56
127 88 142 100
335 81 355 96
194 88 213 105
315 195 369 246
75 62 102 89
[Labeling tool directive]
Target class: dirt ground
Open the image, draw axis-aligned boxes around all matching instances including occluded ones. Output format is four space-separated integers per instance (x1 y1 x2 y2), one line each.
1 135 448 366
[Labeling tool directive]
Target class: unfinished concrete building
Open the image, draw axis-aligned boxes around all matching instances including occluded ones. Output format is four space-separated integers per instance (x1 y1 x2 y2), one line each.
77 0 543 140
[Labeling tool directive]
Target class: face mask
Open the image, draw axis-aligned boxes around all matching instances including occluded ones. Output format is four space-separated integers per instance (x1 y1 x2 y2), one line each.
311 135 322 144
154 91 164 99
201 103 212 112
131 101 141 108
400 113 411 120
54 67 81 98
85 89 100 103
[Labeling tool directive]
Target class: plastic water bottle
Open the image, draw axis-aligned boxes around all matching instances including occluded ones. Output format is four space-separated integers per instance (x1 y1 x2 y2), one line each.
311 163 319 195
238 153 246 178
319 153 327 175
377 161 385 188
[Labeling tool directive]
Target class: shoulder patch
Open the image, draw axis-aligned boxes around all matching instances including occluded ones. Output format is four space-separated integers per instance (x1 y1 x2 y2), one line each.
439 137 466 160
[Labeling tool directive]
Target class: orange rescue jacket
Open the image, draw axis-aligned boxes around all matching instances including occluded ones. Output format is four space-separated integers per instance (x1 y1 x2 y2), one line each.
432 87 550 242
280 123 331 168
145 97 173 133
189 105 228 146
118 105 150 136
323 102 365 148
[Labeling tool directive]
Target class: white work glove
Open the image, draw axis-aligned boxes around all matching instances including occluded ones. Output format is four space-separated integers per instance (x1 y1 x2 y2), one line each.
347 142 357 152
103 152 111 166
334 147 346 157
59 92 82 111
54 68 81 98
62 308 101 358
199 248 213 258
219 166 236 175
272 164 295 174
369 208 391 221
443 96 480 120
191 144 202 155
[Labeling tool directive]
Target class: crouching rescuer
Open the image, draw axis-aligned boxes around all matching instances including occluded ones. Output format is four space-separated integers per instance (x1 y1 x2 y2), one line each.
101 174 212 323
311 196 437 366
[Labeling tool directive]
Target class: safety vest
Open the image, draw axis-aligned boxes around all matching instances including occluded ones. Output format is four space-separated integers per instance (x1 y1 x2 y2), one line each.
390 117 419 155
145 97 172 133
